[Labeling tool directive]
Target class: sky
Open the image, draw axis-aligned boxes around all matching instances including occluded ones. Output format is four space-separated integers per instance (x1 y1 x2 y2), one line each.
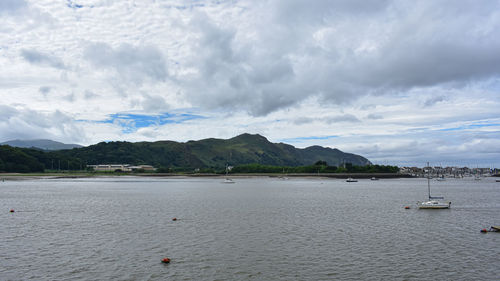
1 0 500 168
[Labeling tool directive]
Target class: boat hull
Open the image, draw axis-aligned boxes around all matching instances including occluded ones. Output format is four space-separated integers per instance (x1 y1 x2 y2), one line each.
418 205 450 209
417 201 451 209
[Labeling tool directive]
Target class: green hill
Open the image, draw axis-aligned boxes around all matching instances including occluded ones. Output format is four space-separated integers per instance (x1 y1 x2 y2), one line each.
63 133 370 168
0 133 371 172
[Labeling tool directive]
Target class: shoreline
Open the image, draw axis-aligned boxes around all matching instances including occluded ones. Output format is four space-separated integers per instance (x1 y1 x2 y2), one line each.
1 172 411 181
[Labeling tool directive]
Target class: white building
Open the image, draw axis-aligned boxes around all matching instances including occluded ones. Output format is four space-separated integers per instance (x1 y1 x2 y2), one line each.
87 164 155 172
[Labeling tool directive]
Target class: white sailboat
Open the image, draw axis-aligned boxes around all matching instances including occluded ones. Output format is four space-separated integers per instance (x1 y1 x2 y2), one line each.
417 162 451 209
222 164 235 184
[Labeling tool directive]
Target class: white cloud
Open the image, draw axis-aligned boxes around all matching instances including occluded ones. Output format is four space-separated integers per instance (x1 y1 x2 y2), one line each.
0 105 86 143
1 0 500 166
83 42 168 85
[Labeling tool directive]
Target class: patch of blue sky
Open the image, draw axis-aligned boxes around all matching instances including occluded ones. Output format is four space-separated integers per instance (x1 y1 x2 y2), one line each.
67 0 83 9
96 113 206 133
439 123 500 132
280 135 338 143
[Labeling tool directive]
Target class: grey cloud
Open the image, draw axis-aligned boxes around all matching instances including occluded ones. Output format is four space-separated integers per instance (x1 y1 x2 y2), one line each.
326 114 361 123
21 49 65 69
84 90 99 99
293 117 315 125
84 42 168 85
272 0 390 24
0 0 27 15
178 0 500 116
354 130 500 167
366 113 383 120
423 95 447 107
39 86 51 95
63 92 75 102
182 12 304 116
141 94 169 112
337 2 500 90
249 59 294 85
0 105 18 120
293 114 361 125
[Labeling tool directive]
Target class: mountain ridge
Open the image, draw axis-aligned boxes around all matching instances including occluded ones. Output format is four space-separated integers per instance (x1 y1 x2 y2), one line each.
0 139 83 150
0 133 371 172
62 133 371 168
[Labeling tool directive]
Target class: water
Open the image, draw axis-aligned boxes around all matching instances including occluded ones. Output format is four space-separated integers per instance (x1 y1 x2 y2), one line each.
1 177 500 280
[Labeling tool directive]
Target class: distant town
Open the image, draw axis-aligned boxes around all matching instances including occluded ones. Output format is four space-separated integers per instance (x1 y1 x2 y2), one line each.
399 166 498 178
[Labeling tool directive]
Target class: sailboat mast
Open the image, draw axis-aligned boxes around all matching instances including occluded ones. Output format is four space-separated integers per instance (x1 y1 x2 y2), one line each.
427 162 431 200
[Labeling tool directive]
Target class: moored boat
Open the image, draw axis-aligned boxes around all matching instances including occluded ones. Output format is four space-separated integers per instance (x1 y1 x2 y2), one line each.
223 178 235 184
222 164 235 183
417 162 451 209
417 200 451 209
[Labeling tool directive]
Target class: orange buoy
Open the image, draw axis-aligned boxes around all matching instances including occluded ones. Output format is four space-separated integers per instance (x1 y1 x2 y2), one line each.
172 218 177 221
404 206 410 209
161 258 171 263
480 228 488 233
9 209 14 213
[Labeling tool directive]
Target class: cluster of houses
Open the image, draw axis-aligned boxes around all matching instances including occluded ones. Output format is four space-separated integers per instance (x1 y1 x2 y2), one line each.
399 166 497 177
87 164 155 172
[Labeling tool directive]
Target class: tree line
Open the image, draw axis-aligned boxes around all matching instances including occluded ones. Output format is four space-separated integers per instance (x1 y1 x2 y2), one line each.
229 161 399 174
0 145 398 174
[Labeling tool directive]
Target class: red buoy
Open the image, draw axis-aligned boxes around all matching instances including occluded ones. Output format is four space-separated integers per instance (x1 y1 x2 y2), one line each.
9 209 14 213
161 258 171 263
404 206 410 209
480 228 488 233
172 218 177 221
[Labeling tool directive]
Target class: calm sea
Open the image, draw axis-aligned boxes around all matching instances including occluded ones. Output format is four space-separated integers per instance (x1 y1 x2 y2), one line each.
1 177 500 280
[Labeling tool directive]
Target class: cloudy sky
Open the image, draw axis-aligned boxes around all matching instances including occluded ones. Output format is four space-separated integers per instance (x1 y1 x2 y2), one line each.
1 0 500 167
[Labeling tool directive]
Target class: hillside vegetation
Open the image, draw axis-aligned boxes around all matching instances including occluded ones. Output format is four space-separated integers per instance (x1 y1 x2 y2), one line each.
0 133 372 172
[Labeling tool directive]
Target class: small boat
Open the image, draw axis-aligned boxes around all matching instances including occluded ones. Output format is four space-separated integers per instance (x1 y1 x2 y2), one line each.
223 178 235 184
222 164 235 183
417 162 451 209
496 179 500 182
346 177 357 182
371 177 379 180
436 176 446 181
417 199 451 209
490 226 500 232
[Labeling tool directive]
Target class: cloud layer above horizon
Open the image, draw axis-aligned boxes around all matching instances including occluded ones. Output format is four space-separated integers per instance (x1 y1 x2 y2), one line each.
1 0 500 167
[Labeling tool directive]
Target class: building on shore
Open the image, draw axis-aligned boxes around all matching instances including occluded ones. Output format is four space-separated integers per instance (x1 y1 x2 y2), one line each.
399 165 495 178
87 164 156 172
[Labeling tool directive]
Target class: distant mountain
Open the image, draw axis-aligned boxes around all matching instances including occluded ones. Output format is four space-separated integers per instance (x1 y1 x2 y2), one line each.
1 139 83 150
60 133 371 168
